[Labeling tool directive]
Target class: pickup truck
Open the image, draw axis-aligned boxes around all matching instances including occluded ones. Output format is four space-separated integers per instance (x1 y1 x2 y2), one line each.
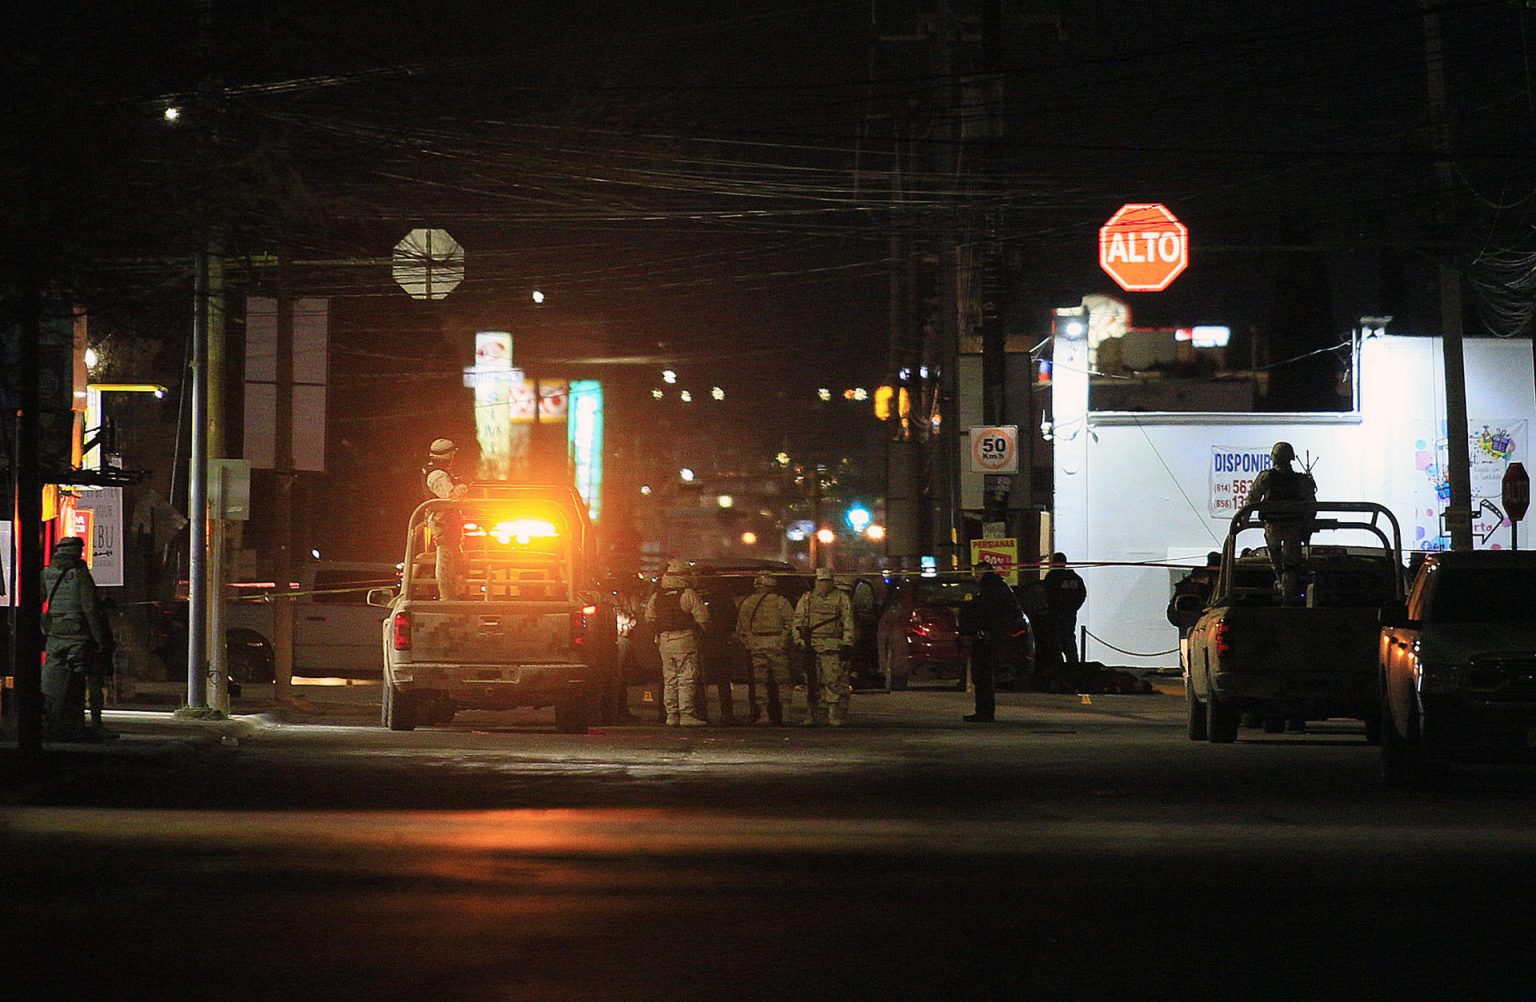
1379 550 1536 788
157 561 397 682
1180 501 1406 744
367 483 619 733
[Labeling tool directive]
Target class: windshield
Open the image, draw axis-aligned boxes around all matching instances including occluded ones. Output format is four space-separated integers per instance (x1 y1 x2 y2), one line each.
1427 568 1536 623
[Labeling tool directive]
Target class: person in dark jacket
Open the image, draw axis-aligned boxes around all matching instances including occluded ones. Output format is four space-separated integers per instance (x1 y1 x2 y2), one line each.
41 535 115 741
965 565 1024 723
1042 553 1086 672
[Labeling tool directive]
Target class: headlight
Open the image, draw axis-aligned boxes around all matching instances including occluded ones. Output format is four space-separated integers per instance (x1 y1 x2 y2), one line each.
1417 661 1466 695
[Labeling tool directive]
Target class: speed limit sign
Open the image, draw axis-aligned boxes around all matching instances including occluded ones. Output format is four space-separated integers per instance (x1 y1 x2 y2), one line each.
970 425 1019 474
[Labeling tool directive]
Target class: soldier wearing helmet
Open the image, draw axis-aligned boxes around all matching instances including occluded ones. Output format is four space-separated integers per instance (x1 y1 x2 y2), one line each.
645 560 711 726
422 438 469 600
792 568 856 726
1243 441 1319 600
735 572 796 725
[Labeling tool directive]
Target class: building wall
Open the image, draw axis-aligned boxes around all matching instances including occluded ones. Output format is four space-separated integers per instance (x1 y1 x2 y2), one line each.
1052 334 1536 668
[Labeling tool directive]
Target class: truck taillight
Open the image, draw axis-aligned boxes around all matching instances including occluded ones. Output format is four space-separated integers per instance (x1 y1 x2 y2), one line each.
1215 619 1231 656
393 611 412 651
570 605 597 647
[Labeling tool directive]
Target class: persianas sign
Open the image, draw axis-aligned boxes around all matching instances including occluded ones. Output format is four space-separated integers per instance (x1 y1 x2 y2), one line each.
1099 203 1189 292
970 538 1019 585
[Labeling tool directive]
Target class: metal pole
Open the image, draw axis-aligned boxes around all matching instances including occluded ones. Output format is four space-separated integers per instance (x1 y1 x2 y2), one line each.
13 279 45 756
185 250 209 708
206 249 229 713
272 249 295 705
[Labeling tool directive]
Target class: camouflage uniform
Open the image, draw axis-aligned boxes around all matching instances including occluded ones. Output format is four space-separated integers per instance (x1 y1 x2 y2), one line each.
735 575 795 725
793 571 855 726
645 563 711 725
41 536 114 741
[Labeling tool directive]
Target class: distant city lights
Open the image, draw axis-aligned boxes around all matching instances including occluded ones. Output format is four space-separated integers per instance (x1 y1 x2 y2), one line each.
710 386 725 401
662 369 678 384
817 388 831 401
740 531 758 546
717 494 734 509
775 451 791 466
679 389 693 403
679 467 695 482
845 505 872 532
640 484 652 495
651 388 665 399
163 105 182 124
531 290 545 304
816 528 835 545
865 524 886 542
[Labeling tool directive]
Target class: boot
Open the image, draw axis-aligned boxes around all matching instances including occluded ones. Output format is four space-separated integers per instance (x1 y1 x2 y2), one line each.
828 702 848 727
800 703 820 726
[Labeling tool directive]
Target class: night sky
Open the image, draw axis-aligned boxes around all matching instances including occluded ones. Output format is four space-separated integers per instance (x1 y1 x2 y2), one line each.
8 0 1535 556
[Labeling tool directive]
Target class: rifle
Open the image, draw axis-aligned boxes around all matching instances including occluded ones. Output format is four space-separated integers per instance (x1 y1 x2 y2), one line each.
797 614 843 710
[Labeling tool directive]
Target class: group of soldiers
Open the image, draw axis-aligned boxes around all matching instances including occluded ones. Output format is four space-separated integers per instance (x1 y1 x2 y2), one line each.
644 562 854 727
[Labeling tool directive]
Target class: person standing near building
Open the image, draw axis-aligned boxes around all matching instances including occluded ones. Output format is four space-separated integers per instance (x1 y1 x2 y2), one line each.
41 535 114 742
735 573 796 725
645 560 711 726
965 564 1023 723
793 568 855 726
422 438 469 600
1042 553 1086 675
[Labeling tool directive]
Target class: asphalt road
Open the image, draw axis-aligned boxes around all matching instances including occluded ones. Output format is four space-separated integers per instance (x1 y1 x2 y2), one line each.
4 685 1535 1000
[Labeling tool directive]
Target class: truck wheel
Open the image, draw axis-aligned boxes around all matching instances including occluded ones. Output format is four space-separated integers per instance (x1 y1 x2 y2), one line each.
382 683 416 732
554 695 590 733
1206 692 1239 744
1382 695 1448 790
1185 679 1207 741
228 645 273 684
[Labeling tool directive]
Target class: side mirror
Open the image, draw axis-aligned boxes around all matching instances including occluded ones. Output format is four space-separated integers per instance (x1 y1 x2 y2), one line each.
1173 594 1204 615
1378 600 1412 629
366 587 398 608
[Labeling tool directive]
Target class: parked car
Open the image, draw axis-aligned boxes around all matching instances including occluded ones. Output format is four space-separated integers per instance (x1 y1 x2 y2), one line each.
876 575 1034 691
1379 550 1536 788
156 561 397 682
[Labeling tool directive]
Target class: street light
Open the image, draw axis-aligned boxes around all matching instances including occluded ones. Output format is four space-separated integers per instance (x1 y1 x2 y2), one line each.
865 524 886 542
679 467 695 482
816 528 835 545
740 531 758 546
662 369 678 384
711 386 725 401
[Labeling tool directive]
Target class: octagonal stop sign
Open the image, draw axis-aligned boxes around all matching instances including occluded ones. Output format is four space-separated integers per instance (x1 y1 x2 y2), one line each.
1503 462 1529 522
1099 203 1189 292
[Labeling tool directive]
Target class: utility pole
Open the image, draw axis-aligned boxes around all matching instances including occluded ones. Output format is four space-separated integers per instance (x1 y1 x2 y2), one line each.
184 250 210 709
206 249 230 713
272 248 296 704
1422 0 1474 551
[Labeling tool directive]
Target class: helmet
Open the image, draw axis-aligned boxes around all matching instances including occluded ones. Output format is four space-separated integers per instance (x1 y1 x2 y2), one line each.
753 573 776 590
814 567 834 581
54 536 84 553
429 438 458 458
1271 441 1295 465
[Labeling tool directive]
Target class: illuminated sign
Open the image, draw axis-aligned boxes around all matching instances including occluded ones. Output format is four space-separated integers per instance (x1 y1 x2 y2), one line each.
567 380 603 521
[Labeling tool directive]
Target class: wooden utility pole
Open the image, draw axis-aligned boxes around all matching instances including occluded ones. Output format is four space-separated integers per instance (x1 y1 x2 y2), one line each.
1422 0 1474 551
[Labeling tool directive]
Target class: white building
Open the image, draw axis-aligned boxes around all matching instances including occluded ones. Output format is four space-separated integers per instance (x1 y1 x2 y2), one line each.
1051 333 1536 668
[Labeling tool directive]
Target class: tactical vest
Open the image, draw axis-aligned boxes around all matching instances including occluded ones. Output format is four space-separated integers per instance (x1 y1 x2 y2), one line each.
1264 467 1316 520
653 589 694 632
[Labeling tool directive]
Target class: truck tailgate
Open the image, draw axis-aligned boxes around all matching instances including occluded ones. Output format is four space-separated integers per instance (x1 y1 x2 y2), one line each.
1220 608 1377 674
406 602 578 665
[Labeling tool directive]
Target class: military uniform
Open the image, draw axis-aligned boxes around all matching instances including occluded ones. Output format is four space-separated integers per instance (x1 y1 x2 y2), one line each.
735 575 795 725
793 570 855 726
1243 442 1318 600
41 536 114 741
423 438 468 601
645 563 711 725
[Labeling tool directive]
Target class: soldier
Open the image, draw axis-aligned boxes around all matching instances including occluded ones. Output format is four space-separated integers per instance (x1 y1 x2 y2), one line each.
422 438 469 600
793 567 855 726
645 560 711 726
40 535 115 742
1243 441 1318 600
735 572 796 725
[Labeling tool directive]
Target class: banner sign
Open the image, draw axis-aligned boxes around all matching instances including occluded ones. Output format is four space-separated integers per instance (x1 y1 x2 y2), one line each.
1209 447 1272 518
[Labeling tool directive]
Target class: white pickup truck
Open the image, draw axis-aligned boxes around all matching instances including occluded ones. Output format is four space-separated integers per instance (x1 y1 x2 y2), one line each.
167 561 396 682
367 483 620 732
